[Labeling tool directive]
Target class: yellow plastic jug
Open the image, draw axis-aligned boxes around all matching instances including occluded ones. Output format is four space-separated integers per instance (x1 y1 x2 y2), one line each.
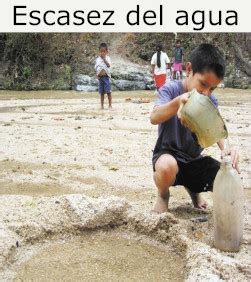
180 89 228 148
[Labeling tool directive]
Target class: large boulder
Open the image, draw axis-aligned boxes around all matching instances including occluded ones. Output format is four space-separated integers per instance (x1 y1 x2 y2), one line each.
73 75 99 91
112 79 146 91
73 62 155 92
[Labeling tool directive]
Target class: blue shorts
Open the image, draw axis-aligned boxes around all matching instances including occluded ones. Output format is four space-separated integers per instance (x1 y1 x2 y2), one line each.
98 76 111 95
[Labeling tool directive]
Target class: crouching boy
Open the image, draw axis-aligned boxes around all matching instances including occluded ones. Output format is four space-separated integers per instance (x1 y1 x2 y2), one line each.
151 44 240 213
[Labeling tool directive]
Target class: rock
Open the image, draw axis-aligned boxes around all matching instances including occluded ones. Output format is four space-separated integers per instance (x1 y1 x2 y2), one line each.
190 216 208 223
132 98 150 104
109 167 119 171
73 63 155 91
73 75 99 92
111 65 145 81
112 79 145 91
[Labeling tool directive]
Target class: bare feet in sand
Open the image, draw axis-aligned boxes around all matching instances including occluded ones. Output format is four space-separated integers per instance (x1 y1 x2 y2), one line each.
152 188 207 214
185 188 208 209
152 191 170 214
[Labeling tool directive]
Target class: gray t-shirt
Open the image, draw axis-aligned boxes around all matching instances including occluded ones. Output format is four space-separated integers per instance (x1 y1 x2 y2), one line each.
153 80 218 163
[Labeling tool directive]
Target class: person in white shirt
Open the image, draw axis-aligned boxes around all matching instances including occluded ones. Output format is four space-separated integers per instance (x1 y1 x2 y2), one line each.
151 44 170 90
94 43 112 109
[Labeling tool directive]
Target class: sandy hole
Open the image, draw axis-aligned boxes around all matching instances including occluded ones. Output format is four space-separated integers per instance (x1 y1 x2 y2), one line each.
5 231 186 281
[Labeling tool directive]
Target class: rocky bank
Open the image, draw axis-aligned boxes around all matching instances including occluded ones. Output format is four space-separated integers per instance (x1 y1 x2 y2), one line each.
0 33 250 91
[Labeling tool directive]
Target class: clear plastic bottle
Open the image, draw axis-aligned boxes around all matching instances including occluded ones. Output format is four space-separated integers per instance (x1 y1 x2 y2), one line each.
213 156 244 252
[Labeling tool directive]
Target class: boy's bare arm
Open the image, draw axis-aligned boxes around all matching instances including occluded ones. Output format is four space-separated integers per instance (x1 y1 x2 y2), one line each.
217 139 225 151
150 93 189 125
102 56 110 67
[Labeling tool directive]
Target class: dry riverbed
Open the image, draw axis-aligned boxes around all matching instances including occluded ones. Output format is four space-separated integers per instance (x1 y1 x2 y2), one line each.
0 89 250 281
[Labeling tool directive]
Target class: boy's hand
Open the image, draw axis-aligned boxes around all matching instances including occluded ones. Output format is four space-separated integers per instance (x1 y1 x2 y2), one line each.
221 147 240 174
177 92 190 126
179 92 190 105
102 56 110 67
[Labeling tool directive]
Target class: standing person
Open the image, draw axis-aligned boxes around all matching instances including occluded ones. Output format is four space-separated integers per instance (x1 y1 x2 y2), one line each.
150 44 240 214
151 44 170 90
173 40 184 80
95 43 112 110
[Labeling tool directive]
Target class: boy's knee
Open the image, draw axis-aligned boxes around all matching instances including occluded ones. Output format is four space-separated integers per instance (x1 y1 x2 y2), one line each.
155 154 178 180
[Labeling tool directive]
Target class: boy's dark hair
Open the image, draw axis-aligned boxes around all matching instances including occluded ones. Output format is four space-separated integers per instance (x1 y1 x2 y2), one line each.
189 44 226 79
176 39 181 44
99 42 108 50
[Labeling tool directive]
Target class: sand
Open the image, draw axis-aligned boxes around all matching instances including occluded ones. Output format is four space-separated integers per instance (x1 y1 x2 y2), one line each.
0 89 250 280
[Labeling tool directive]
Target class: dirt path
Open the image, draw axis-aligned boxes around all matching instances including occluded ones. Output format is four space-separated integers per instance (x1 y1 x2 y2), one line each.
99 33 147 69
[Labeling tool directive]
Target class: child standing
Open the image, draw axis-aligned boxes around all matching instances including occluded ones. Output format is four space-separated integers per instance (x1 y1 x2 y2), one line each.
151 44 240 213
95 43 112 109
151 44 170 90
173 40 184 80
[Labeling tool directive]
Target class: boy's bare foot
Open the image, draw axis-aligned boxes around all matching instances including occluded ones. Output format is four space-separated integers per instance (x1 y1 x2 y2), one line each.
152 191 170 214
185 188 208 209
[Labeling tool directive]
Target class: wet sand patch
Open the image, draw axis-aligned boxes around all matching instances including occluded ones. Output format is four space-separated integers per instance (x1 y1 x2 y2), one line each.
14 231 185 281
0 181 74 196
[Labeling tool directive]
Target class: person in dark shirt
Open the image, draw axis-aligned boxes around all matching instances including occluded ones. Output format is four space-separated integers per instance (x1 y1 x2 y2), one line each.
173 39 184 80
151 44 240 213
